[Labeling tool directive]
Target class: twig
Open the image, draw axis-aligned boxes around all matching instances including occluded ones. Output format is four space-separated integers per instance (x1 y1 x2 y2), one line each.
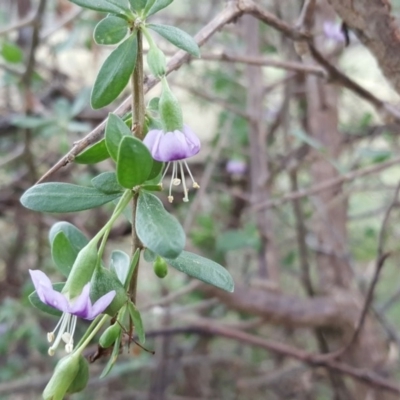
188 318 400 395
254 155 400 211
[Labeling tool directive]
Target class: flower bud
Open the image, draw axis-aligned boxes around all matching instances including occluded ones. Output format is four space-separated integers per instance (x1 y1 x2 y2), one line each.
43 354 80 400
99 323 121 348
147 45 166 77
153 256 168 278
63 241 98 298
66 355 89 394
90 266 128 316
159 78 183 132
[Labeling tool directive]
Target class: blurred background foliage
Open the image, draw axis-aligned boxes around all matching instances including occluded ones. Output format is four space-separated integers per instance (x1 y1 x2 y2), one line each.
2 0 400 399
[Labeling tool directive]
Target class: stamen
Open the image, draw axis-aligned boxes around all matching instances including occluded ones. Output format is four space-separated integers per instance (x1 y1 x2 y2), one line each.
179 162 189 202
48 313 71 356
47 332 54 343
169 163 177 202
161 162 171 182
183 161 200 189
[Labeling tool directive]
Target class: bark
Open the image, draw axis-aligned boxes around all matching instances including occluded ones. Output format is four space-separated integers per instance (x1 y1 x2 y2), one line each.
327 0 400 97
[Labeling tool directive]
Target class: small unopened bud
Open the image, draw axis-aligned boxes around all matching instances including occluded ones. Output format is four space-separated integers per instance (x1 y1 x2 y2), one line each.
63 241 99 298
147 45 166 77
43 354 80 400
159 78 183 132
66 355 89 395
153 256 168 279
99 323 121 348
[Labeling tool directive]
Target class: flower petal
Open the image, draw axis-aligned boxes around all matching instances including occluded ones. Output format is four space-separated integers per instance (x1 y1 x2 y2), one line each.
69 283 91 318
182 125 201 153
143 129 163 151
87 290 116 320
29 269 57 303
40 288 69 313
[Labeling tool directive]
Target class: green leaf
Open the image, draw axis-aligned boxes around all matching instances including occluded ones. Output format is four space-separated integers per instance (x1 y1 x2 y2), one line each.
92 172 124 194
124 249 140 289
74 139 110 164
29 283 65 317
105 113 132 161
94 16 129 45
166 251 234 292
49 221 89 250
1 41 23 63
147 23 199 57
146 0 173 17
110 250 130 284
147 97 159 112
51 232 79 277
143 248 156 262
147 159 163 181
21 183 121 213
69 0 129 14
49 222 89 277
117 136 153 188
136 191 185 258
91 33 138 109
129 0 146 12
128 302 145 344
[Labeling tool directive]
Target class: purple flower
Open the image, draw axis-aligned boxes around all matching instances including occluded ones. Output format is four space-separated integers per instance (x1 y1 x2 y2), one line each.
144 125 200 162
144 125 201 203
226 160 247 176
29 269 115 355
323 21 345 43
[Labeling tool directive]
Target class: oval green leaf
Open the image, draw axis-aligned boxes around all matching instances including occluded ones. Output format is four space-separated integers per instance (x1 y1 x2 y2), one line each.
69 0 129 14
145 0 173 17
1 41 23 63
92 172 124 194
117 136 153 188
94 16 129 45
49 221 89 250
105 113 132 161
110 250 130 285
91 33 138 109
128 302 145 344
49 222 89 277
74 138 110 164
166 251 234 292
21 183 121 213
129 0 146 13
147 23 199 57
136 191 185 258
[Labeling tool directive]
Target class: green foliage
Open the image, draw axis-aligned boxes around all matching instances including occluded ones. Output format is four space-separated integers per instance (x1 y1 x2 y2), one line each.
90 267 128 316
94 16 129 45
165 251 234 292
110 250 131 284
20 183 121 213
74 139 110 164
129 0 147 13
49 222 89 277
146 0 174 17
105 113 133 161
69 0 130 14
128 302 145 343
99 323 121 348
91 33 138 109
1 41 23 63
136 191 185 258
117 136 153 188
147 24 200 57
92 172 124 194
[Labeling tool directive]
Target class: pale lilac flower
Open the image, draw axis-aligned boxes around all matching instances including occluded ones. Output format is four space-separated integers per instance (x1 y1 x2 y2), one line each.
323 21 345 43
29 269 115 355
144 125 201 202
226 160 247 176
